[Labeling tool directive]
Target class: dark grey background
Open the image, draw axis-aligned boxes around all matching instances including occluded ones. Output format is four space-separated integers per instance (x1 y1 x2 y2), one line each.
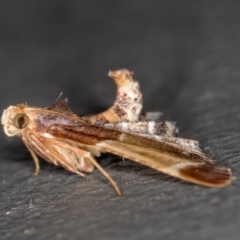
0 1 240 240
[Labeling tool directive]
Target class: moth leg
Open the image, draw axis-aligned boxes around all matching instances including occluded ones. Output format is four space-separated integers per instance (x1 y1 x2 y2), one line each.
70 147 122 196
46 138 122 196
26 146 40 176
84 69 142 124
28 134 90 177
75 170 86 178
68 147 122 196
86 154 122 196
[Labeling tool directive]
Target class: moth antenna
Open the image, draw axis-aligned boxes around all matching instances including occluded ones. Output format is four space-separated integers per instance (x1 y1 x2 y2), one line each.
26 146 40 176
87 156 122 196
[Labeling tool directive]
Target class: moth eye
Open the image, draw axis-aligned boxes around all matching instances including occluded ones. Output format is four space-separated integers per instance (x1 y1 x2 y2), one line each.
12 114 29 129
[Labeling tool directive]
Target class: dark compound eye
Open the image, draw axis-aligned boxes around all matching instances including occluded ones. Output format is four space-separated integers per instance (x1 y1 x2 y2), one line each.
12 114 29 129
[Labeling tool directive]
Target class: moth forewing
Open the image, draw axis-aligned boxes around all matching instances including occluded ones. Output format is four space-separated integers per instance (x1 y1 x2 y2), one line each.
48 123 232 188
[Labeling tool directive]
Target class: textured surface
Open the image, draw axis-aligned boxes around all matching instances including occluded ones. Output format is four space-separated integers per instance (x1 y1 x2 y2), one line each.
0 1 240 240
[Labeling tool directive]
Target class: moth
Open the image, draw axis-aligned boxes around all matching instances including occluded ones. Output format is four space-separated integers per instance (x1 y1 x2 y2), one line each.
1 69 232 195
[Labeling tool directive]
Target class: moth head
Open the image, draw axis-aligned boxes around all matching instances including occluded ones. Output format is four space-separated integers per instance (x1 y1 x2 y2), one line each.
1 105 29 137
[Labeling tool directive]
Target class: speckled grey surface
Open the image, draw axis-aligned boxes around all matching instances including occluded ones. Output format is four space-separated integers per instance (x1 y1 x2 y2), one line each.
1 1 240 240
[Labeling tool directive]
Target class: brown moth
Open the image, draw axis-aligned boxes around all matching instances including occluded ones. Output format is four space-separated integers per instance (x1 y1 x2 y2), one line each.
1 69 232 195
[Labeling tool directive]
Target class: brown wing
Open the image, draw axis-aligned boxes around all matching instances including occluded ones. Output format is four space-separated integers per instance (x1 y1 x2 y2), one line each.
48 124 232 187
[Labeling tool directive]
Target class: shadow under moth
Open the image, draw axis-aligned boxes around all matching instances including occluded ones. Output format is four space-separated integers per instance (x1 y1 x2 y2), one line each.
1 69 232 195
